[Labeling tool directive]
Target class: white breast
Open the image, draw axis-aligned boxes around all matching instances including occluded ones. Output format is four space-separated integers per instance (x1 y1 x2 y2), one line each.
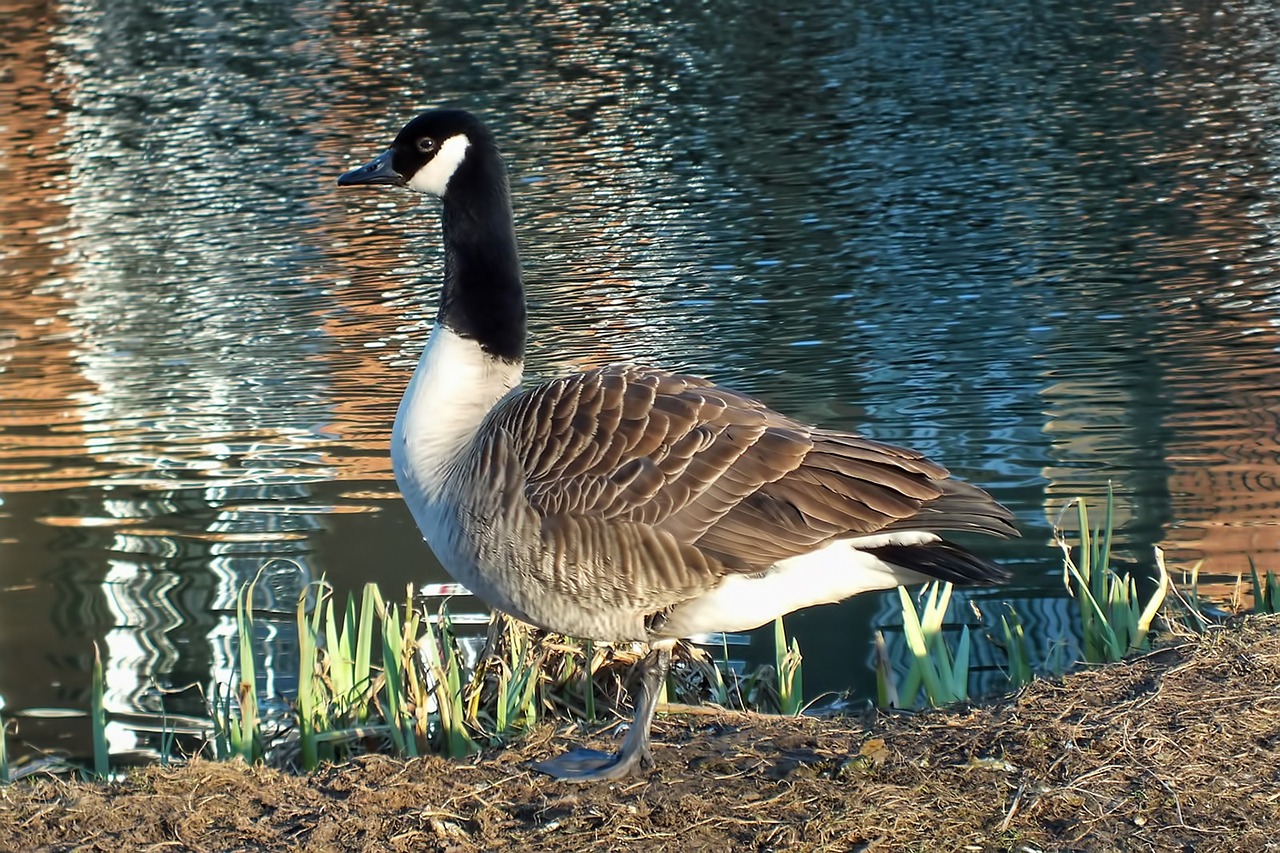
392 325 520 492
391 324 522 570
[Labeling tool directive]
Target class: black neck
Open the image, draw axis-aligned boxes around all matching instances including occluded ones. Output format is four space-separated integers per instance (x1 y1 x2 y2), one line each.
436 147 526 363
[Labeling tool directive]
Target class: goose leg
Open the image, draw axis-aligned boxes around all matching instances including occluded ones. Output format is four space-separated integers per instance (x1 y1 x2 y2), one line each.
531 645 672 782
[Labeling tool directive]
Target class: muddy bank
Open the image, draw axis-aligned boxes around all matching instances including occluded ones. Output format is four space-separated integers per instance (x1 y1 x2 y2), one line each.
3 618 1278 852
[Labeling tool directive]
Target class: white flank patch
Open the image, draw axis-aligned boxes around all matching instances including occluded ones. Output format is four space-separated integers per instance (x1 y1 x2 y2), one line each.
841 530 940 550
407 134 471 196
392 325 523 503
656 537 936 638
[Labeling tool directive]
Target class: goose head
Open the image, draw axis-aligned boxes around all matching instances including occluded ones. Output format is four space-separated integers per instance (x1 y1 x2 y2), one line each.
337 108 495 197
336 108 526 360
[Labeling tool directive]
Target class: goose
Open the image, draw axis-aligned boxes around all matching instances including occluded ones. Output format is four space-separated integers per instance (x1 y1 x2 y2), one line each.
337 108 1017 782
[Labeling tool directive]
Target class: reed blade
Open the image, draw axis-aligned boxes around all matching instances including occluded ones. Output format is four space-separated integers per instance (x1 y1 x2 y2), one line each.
91 642 109 780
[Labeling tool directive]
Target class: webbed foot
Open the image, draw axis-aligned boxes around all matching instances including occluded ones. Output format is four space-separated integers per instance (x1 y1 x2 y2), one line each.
530 743 653 782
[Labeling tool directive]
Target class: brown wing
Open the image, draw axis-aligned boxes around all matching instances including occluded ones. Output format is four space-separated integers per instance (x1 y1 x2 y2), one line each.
484 365 1014 575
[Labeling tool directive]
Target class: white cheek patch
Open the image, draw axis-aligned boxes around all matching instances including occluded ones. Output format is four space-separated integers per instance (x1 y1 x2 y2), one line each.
408 134 471 196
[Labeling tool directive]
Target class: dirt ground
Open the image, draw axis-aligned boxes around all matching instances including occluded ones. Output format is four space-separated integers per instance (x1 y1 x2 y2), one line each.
2 618 1278 853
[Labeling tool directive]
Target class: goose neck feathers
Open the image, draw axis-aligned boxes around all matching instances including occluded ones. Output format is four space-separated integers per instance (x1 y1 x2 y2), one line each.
437 152 525 363
338 108 526 362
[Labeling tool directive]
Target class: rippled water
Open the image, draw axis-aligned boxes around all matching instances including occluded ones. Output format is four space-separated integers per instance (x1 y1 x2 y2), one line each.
4 0 1280 761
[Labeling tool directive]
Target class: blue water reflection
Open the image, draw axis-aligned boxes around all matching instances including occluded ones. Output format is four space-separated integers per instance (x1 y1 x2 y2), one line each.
3 0 1280 762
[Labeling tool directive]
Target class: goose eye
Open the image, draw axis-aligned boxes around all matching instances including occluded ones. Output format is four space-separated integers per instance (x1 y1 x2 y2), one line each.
417 137 437 154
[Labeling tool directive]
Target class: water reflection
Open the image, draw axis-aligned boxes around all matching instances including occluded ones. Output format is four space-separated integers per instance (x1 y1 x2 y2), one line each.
3 0 1280 762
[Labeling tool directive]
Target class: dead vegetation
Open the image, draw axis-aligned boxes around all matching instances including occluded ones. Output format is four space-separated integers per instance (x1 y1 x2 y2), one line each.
2 617 1278 852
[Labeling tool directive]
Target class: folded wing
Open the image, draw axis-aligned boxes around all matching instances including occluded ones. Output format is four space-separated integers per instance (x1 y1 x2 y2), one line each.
485 365 1016 578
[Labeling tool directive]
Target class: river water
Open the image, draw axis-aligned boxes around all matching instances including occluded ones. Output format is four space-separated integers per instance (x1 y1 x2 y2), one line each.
3 0 1279 762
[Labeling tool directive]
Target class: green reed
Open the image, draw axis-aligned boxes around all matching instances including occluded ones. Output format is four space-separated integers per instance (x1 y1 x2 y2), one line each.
893 582 971 707
999 604 1034 689
773 616 805 716
1248 558 1280 615
90 642 109 780
0 704 8 785
1055 489 1167 664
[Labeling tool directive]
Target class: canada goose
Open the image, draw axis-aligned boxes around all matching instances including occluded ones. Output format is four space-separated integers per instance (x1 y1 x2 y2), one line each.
337 109 1017 782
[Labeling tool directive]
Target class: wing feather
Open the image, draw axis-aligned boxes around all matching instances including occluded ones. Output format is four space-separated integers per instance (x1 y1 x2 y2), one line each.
484 364 1015 578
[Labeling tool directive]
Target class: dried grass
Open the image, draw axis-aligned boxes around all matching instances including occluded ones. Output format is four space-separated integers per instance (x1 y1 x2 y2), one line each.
3 617 1277 852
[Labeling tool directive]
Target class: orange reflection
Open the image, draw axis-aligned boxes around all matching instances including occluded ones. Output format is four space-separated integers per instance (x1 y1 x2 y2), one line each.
1148 7 1280 584
0 0 92 483
1162 374 1280 580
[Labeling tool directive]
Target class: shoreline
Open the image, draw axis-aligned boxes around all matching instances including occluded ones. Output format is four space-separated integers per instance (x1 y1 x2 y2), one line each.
2 616 1276 852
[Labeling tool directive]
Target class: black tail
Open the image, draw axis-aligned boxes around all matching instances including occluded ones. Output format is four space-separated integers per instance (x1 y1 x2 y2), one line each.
864 540 1011 586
